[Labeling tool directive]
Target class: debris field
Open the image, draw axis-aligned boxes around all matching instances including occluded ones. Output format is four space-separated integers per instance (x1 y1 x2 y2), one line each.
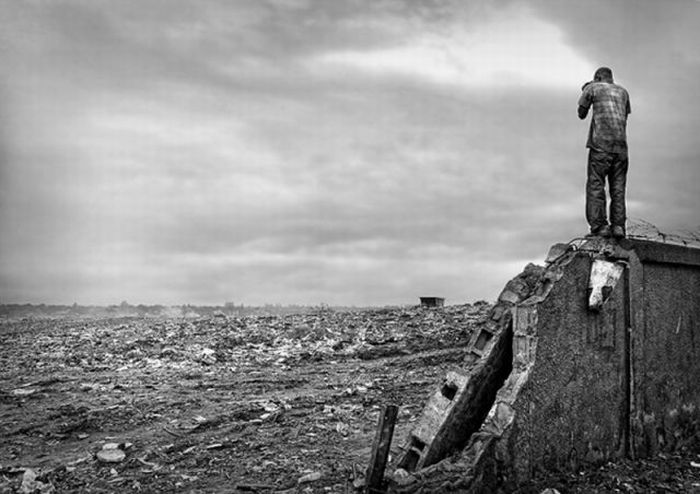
1 304 699 493
1 304 487 493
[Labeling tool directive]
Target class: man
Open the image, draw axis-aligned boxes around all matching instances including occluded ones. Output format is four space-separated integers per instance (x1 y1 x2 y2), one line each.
578 67 631 239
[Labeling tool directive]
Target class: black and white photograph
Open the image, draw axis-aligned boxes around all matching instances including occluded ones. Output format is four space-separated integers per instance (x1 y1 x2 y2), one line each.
1 1 699 492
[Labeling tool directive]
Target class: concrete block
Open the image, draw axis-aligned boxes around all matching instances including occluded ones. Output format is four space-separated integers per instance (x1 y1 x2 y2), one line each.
396 315 512 472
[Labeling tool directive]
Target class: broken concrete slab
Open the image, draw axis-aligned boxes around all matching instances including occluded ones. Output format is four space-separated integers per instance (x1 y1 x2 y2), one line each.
396 315 513 472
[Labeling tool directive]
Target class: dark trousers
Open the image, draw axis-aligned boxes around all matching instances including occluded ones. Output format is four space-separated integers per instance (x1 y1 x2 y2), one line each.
586 149 628 231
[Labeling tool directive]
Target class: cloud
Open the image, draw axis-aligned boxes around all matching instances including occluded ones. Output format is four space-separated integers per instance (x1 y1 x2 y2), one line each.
309 3 594 90
1 0 697 305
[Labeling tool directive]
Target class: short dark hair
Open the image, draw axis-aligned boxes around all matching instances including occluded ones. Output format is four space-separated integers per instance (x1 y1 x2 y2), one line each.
594 67 613 82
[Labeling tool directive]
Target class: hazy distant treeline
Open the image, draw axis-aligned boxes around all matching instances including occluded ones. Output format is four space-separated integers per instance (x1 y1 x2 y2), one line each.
0 302 381 319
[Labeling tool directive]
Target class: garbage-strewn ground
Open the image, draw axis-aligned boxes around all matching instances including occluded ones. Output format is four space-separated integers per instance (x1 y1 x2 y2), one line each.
1 305 699 493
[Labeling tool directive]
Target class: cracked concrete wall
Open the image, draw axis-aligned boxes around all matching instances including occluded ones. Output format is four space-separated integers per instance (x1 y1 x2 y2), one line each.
484 239 700 488
389 239 700 492
493 252 628 484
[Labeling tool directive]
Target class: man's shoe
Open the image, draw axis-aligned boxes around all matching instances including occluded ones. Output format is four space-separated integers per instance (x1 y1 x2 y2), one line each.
611 225 626 239
589 225 611 237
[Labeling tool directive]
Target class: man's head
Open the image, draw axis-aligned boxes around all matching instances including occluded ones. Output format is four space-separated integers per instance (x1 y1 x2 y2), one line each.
593 67 614 83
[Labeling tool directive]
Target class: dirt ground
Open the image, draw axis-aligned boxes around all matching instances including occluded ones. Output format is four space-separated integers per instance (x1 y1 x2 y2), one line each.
1 305 699 493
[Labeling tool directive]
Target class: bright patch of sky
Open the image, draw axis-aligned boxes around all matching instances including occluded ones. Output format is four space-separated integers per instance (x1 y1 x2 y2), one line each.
314 6 594 89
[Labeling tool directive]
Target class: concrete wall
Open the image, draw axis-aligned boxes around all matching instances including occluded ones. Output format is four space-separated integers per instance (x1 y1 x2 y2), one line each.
492 239 700 486
388 239 700 492
628 241 700 456
505 254 629 477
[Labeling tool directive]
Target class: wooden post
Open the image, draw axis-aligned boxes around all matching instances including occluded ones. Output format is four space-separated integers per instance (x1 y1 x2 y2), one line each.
365 404 398 494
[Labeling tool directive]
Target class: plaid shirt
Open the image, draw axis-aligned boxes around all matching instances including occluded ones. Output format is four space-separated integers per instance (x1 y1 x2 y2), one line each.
579 82 631 153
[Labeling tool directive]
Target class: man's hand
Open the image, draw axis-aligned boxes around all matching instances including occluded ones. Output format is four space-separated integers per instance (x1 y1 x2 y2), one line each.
578 105 589 120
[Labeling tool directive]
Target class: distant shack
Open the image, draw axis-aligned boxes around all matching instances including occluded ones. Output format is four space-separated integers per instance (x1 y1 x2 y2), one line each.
420 297 445 308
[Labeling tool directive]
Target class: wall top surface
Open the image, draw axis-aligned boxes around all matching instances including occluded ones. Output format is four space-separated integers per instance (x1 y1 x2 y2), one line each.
622 239 700 267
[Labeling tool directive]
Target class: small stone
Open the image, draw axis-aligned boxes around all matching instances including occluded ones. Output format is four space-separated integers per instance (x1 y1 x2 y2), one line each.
298 471 322 484
335 422 349 436
393 468 409 479
490 304 505 321
20 469 54 494
498 290 520 304
199 348 217 365
96 449 126 463
545 243 570 264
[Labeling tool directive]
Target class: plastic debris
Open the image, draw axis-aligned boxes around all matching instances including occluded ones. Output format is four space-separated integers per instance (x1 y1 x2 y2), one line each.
298 471 322 484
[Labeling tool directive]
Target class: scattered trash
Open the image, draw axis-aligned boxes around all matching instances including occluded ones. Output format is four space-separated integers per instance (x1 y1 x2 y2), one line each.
3 303 695 492
12 388 38 396
135 456 162 472
19 468 54 494
298 471 322 484
96 443 127 463
197 348 217 365
352 476 365 490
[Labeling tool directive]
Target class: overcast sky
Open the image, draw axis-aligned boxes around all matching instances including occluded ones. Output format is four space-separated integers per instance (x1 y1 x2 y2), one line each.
1 0 699 306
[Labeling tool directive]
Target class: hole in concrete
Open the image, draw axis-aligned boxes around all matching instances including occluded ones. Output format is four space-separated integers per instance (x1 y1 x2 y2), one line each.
602 285 613 302
410 437 426 452
441 382 458 401
398 436 427 471
401 449 420 471
474 330 493 351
